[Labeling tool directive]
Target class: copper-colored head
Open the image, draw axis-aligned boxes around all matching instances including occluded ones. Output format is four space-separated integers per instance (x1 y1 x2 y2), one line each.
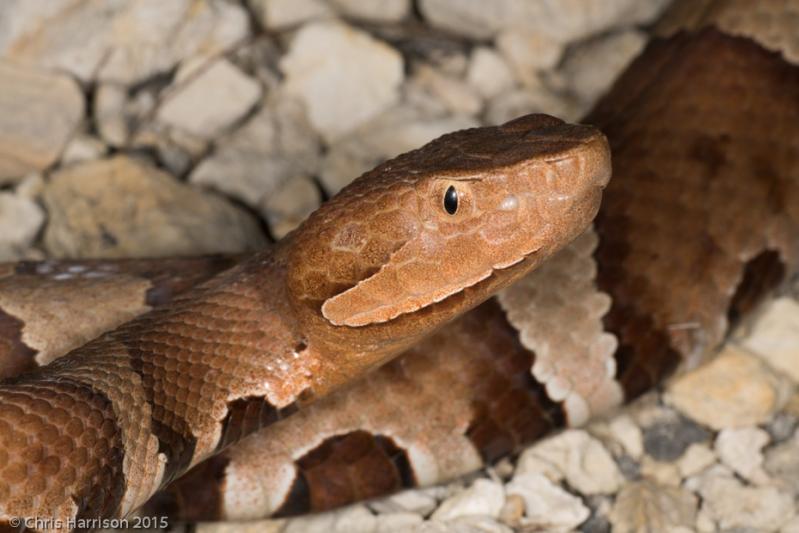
286 114 610 358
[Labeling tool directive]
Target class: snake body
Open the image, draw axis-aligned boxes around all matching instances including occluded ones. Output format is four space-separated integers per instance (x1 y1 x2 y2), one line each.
1 0 799 528
0 117 609 528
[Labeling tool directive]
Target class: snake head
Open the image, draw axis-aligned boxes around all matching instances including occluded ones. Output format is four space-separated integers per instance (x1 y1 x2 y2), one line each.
288 114 610 335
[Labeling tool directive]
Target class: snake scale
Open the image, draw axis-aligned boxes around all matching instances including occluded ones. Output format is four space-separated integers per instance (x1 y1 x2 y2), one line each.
1 0 799 529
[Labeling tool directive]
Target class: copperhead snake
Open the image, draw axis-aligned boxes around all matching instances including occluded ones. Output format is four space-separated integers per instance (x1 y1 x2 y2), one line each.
2 0 799 530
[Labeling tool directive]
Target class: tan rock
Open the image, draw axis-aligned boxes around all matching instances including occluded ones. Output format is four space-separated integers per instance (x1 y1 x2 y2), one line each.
466 47 516 100
609 481 698 533
43 156 266 257
505 473 589 531
409 65 482 116
260 175 321 239
0 60 83 182
714 427 771 484
430 479 505 521
665 346 792 430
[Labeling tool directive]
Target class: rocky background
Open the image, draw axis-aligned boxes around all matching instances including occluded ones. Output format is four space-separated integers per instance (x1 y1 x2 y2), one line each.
1 1 798 532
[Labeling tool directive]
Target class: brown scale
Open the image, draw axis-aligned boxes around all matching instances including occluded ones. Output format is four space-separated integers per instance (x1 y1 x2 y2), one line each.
590 29 799 400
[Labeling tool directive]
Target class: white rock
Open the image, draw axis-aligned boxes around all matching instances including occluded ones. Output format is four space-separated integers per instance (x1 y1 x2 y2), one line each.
249 0 333 30
608 414 644 459
560 30 648 104
609 481 698 533
0 0 250 84
496 29 563 86
506 473 589 531
281 21 403 142
695 469 794 530
196 520 285 533
409 65 482 116
418 0 669 41
665 346 793 430
370 489 439 516
514 446 564 482
0 193 45 260
61 135 108 165
158 58 262 139
191 94 320 207
446 515 513 533
282 512 337 533
0 60 83 182
330 0 410 22
741 297 799 383
781 515 799 533
331 505 378 533
430 479 505 522
677 443 717 479
466 48 516 100
714 427 771 484
524 430 623 495
374 513 424 533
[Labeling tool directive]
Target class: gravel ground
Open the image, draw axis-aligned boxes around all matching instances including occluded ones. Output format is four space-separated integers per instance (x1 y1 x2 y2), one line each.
1 1 798 532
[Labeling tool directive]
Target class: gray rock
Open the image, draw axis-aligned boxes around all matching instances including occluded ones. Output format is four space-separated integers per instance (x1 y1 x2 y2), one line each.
0 60 84 182
642 415 712 462
43 156 266 258
281 21 404 142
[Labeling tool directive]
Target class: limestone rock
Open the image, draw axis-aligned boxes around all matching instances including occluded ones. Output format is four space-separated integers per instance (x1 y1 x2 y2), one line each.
666 346 793 430
409 65 482 116
485 88 581 126
741 297 799 383
523 430 624 495
0 0 249 84
505 473 589 531
430 479 504 522
374 513 424 532
0 193 45 260
369 489 439 517
694 469 794 530
61 134 108 165
496 29 563 86
418 0 669 41
714 427 770 484
157 59 262 139
0 60 83 182
676 443 717 479
191 95 321 207
560 30 648 104
642 415 711 462
608 481 698 533
43 156 266 257
249 0 333 30
330 0 410 22
466 47 516 100
281 21 403 142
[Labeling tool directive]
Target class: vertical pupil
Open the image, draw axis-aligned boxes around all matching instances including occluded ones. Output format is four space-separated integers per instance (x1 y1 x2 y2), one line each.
444 185 458 214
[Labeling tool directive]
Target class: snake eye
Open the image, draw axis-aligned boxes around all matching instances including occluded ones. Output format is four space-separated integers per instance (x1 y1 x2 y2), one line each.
443 185 458 215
